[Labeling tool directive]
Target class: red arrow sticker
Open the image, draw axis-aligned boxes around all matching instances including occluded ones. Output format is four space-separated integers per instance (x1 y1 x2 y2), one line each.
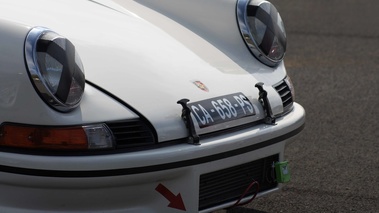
155 183 186 211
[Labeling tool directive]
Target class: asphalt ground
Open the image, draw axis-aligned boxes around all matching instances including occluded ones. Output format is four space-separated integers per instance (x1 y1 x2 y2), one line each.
223 1 379 212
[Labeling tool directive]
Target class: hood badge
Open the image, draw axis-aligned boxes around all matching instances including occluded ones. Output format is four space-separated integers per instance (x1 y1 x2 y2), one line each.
193 81 209 92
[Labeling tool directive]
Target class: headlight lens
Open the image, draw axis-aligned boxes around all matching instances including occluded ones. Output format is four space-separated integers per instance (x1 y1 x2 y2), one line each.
237 0 286 67
25 27 85 112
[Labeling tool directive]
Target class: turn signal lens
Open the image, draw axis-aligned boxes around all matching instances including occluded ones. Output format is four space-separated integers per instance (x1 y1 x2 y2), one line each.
84 124 114 149
0 123 114 150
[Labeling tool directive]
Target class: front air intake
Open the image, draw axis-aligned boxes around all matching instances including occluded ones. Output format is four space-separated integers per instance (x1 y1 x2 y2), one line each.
274 80 293 112
106 119 155 148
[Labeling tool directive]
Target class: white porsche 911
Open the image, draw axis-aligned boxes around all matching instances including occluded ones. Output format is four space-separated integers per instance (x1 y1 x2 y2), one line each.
0 0 305 212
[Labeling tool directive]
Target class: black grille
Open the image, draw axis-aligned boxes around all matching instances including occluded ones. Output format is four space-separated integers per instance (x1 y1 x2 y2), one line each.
274 80 293 112
199 154 279 211
106 119 155 148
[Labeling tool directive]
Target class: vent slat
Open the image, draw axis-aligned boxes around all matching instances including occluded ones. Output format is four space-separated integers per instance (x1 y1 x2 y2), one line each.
274 80 294 112
106 119 155 148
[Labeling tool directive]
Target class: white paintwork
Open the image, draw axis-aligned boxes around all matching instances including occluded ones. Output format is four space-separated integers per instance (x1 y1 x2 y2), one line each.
0 0 305 212
0 0 287 141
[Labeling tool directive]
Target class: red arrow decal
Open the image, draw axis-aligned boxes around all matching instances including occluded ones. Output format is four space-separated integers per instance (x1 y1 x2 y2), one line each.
155 183 186 211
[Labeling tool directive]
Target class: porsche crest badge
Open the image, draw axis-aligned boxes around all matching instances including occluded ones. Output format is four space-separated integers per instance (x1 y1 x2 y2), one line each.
193 81 209 92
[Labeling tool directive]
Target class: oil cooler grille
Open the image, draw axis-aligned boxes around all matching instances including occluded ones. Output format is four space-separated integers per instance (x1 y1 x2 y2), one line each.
199 154 279 211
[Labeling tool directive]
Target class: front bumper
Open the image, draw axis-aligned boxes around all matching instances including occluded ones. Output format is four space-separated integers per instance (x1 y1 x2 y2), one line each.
0 103 304 212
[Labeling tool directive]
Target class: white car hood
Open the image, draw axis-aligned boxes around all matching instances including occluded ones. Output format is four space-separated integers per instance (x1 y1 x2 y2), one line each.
0 0 284 141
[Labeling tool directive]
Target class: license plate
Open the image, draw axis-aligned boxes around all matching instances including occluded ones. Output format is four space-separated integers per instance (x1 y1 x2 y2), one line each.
188 93 256 128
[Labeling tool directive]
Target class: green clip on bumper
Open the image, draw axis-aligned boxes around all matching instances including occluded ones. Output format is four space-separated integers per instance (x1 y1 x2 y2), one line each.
275 161 290 183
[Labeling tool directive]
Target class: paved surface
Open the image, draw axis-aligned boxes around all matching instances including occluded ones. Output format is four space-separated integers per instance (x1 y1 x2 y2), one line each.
224 1 379 212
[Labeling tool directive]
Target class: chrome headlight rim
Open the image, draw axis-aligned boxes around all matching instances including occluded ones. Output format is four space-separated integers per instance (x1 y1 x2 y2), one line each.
237 0 287 67
25 27 85 112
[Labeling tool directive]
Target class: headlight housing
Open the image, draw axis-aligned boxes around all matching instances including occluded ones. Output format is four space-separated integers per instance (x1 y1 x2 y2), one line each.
25 27 85 112
237 0 286 67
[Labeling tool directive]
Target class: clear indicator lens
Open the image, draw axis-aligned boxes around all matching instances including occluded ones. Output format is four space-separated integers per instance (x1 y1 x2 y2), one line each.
84 124 114 149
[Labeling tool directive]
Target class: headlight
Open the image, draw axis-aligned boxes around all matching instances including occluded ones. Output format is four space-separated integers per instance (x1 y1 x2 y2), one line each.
25 27 85 112
237 0 286 67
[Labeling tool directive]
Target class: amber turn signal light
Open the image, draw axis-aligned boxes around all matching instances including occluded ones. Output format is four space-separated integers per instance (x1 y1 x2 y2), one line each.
0 123 114 150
